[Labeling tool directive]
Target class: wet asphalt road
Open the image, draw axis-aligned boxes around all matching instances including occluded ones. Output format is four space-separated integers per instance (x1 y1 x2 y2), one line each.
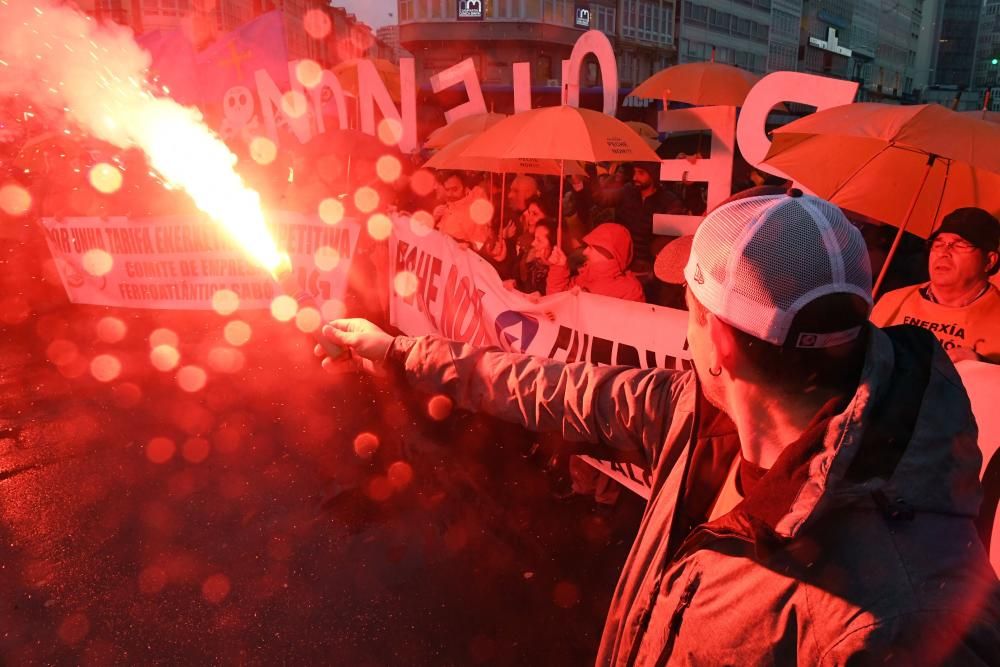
0 222 642 665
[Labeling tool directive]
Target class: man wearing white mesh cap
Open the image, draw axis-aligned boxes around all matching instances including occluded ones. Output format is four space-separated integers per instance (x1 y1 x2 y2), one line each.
317 190 1000 664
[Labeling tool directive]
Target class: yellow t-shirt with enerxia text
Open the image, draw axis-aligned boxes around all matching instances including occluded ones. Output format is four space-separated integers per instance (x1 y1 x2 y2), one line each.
870 283 1000 364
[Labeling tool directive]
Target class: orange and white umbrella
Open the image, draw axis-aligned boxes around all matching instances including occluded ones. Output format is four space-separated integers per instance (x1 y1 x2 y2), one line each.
424 112 508 149
462 105 661 244
625 121 661 150
763 102 1000 293
424 133 585 176
627 62 761 107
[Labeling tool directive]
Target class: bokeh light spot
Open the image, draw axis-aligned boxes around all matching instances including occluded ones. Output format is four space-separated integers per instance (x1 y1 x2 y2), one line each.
96 316 127 343
428 394 454 421
409 210 434 236
469 197 494 226
182 437 211 464
353 432 379 459
295 59 323 88
270 295 298 322
314 246 340 271
149 328 179 349
354 186 379 214
177 365 207 393
111 382 143 408
211 289 240 316
223 320 252 346
82 248 113 276
295 307 321 333
303 8 332 39
320 299 346 322
280 91 308 119
146 436 176 464
393 270 418 299
46 339 79 366
88 162 122 194
365 476 393 502
553 581 581 608
138 566 168 595
249 136 277 166
376 155 402 183
0 183 32 216
367 213 392 241
57 612 90 645
90 354 122 382
410 169 436 197
318 197 344 225
388 461 414 490
207 346 245 374
201 573 231 604
150 344 180 372
377 118 403 146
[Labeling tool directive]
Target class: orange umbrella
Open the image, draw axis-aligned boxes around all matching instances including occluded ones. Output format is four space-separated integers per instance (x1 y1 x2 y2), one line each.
627 62 761 107
462 105 661 245
424 133 585 176
762 103 1000 293
960 110 1000 124
624 121 661 150
424 112 508 149
332 58 400 102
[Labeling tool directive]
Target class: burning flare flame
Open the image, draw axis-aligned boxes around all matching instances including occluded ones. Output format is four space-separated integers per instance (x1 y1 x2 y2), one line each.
0 0 285 274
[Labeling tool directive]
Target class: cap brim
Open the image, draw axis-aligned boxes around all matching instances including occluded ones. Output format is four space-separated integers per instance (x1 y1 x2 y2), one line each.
654 235 694 285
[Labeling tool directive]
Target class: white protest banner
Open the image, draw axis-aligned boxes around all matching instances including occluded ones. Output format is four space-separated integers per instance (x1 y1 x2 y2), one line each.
389 216 690 495
40 212 360 311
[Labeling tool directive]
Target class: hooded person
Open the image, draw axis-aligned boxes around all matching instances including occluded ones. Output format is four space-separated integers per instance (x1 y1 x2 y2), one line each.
546 222 645 302
318 190 1000 665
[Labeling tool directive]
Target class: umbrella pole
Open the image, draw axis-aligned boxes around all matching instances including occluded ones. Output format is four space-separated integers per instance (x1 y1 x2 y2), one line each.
500 172 507 230
557 159 565 249
872 155 936 296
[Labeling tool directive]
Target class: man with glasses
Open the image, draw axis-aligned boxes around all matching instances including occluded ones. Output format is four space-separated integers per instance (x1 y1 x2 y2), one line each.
872 207 1000 364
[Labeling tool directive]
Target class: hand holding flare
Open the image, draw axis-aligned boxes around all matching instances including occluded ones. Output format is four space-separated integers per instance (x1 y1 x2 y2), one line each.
272 254 344 361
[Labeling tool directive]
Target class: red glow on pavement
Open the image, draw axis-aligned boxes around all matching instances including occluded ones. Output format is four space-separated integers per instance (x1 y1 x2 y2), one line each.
95 316 127 343
318 197 344 225
201 573 231 604
302 9 332 39
146 437 176 464
295 306 321 333
223 320 252 346
82 248 113 276
354 186 379 214
150 344 180 372
427 395 454 421
181 437 210 464
353 432 379 459
367 213 392 241
211 289 240 316
89 354 122 382
176 365 207 392
295 59 322 88
0 183 32 216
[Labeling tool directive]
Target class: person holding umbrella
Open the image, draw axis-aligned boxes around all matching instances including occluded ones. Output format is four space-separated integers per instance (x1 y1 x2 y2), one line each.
871 207 1000 364
317 190 1000 664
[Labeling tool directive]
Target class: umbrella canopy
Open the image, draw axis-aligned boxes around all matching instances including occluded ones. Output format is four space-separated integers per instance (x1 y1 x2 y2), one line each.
763 103 1000 238
960 109 1000 124
627 62 761 107
424 112 508 149
624 121 662 150
424 133 585 176
762 102 1000 293
331 58 400 102
462 105 661 163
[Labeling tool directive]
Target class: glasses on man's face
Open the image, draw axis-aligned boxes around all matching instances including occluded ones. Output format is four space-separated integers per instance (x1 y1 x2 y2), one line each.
929 238 978 253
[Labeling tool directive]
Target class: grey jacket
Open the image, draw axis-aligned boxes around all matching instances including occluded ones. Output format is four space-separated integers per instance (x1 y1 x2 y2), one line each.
387 324 1000 665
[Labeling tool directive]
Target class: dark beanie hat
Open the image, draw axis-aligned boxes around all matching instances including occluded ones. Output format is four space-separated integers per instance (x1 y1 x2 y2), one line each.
632 161 661 178
931 207 1000 253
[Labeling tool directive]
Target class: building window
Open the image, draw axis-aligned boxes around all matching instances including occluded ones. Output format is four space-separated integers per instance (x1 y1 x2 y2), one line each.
623 0 672 44
593 4 616 33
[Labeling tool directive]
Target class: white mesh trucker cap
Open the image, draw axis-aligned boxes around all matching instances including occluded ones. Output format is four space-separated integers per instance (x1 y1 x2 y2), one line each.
683 190 873 348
